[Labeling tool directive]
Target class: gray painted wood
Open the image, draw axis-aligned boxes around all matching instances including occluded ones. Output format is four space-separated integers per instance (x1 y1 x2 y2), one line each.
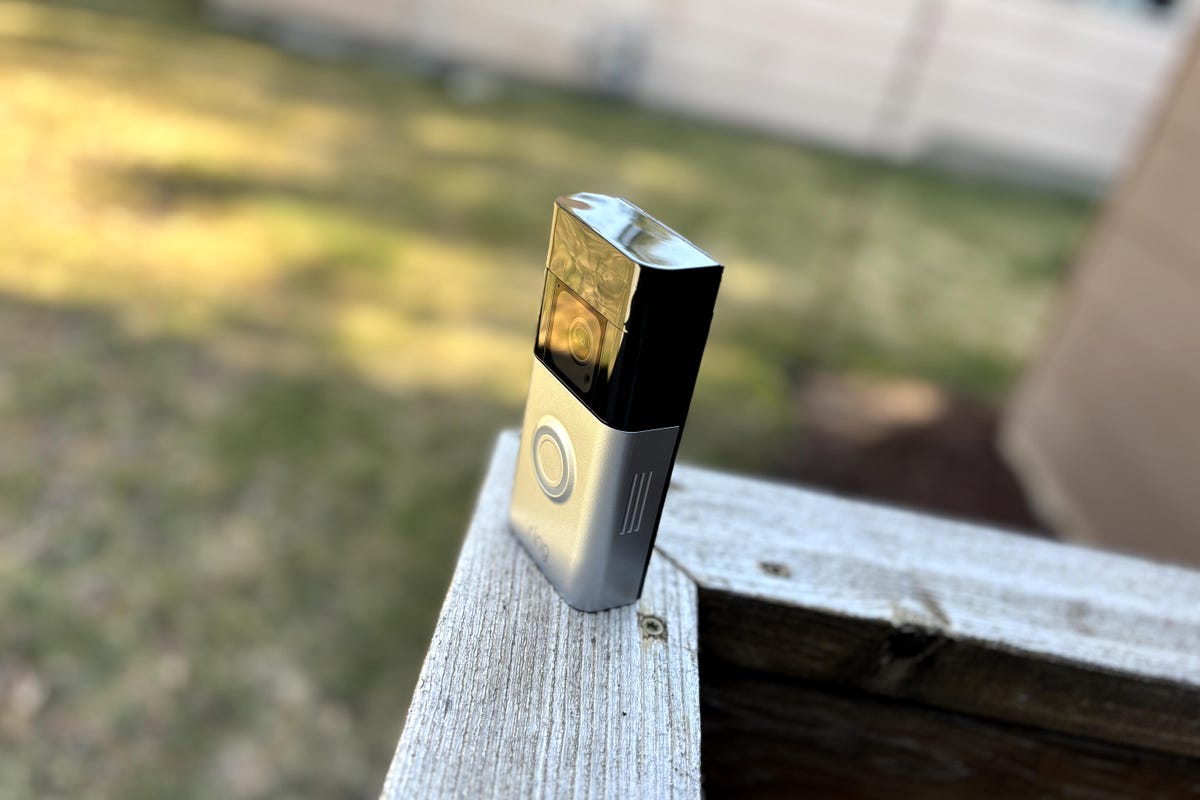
655 463 1200 757
381 431 701 800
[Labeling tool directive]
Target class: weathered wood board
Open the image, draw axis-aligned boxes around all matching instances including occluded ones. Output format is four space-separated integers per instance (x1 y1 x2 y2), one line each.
381 432 701 799
701 659 1200 799
655 463 1200 759
383 431 1200 797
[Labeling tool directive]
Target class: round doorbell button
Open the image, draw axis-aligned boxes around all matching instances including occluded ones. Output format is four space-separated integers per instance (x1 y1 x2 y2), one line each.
532 418 573 500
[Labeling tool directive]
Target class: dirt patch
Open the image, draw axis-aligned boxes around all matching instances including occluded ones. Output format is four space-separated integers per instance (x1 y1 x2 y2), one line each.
777 373 1044 535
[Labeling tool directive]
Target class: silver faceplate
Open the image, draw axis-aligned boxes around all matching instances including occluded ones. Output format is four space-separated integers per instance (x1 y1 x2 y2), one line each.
508 359 680 612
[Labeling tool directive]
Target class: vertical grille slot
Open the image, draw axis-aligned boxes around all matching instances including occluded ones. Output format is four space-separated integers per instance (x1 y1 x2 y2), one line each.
621 471 654 535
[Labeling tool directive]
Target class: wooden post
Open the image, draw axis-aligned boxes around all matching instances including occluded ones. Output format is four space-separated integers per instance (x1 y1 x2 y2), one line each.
382 431 1200 798
379 432 701 798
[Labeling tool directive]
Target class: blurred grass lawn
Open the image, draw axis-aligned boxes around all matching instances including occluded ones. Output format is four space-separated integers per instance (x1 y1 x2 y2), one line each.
0 0 1093 797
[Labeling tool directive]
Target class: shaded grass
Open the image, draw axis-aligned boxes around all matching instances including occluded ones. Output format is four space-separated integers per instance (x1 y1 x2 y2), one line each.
0 1 1094 797
0 295 509 798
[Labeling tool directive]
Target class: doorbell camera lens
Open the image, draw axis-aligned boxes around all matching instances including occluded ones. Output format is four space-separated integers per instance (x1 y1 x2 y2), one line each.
568 318 594 365
509 193 722 612
545 281 606 396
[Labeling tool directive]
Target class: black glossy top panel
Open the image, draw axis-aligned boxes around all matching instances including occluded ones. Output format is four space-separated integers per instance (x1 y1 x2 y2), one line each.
557 193 719 271
538 194 723 431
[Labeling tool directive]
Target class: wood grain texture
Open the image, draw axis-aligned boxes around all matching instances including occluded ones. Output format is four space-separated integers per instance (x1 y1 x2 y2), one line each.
701 655 1200 799
384 431 1200 796
654 464 1200 757
380 431 700 800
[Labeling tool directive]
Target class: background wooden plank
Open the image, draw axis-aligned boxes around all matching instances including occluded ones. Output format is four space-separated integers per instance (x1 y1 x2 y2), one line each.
701 655 1200 799
653 464 1200 758
381 431 701 800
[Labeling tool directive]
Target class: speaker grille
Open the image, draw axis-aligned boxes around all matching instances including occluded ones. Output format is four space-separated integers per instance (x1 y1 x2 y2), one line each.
620 471 654 535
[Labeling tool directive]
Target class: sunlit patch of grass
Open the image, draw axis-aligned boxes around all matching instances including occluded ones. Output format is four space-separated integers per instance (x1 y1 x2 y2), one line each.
0 1 1093 797
331 304 532 402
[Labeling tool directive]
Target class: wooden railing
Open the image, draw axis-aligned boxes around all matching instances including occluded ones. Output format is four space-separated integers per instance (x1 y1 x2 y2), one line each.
381 430 1200 798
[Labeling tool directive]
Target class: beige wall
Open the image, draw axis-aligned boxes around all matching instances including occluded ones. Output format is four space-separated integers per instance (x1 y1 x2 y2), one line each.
1003 28 1200 567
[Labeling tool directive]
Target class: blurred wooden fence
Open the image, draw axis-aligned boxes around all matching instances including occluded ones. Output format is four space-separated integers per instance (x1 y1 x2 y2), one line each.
211 0 1197 189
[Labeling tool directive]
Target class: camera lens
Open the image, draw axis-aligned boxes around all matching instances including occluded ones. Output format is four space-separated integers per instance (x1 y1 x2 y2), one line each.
544 281 606 397
568 318 595 365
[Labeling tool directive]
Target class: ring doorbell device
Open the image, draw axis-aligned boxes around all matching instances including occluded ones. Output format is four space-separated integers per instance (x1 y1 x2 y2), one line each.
508 193 722 612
